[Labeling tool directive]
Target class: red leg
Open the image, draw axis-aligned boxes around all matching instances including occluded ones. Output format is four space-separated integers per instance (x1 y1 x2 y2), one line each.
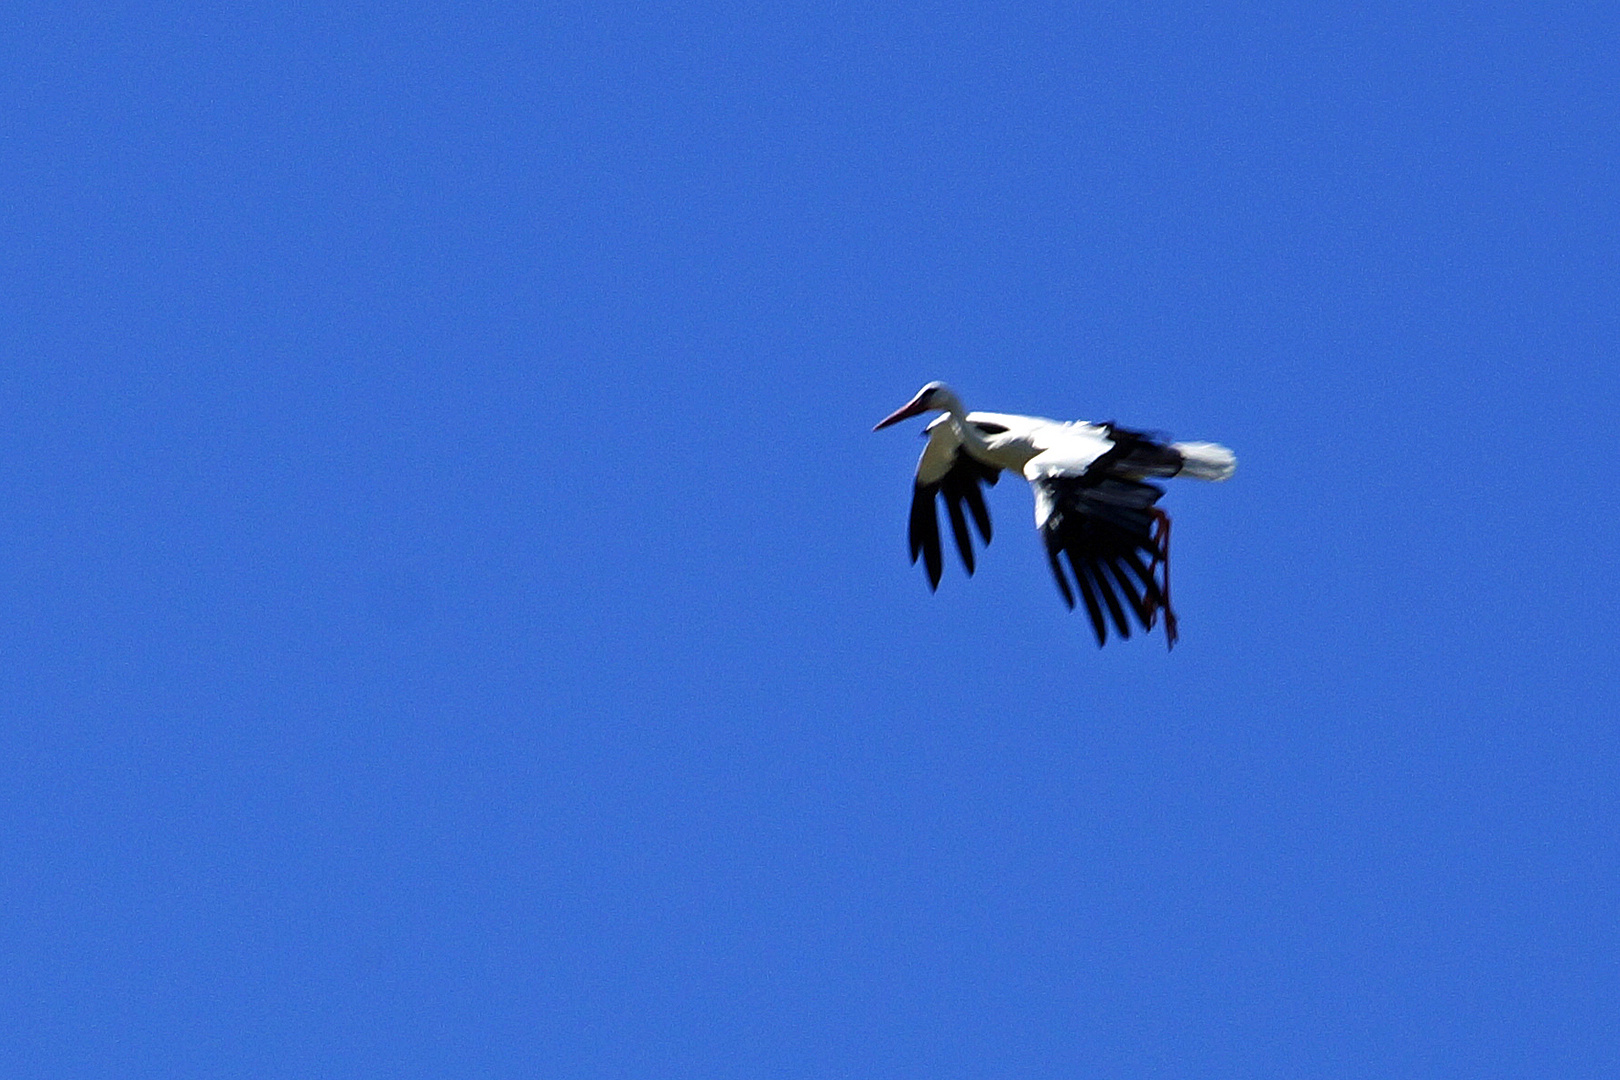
1151 509 1179 650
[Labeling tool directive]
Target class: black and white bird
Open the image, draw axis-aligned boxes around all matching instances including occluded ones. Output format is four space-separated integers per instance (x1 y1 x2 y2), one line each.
874 382 1236 648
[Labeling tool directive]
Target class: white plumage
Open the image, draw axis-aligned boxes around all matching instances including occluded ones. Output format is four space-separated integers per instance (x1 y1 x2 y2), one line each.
874 382 1236 648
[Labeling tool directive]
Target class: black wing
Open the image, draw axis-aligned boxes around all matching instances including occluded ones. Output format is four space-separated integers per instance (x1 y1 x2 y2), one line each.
1039 428 1178 648
910 450 1001 589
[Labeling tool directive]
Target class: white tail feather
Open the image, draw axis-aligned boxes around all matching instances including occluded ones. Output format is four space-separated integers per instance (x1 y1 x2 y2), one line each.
1173 441 1237 481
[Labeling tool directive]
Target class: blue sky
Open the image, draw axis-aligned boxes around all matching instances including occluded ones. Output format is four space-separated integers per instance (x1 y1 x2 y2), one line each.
3 3 1617 1076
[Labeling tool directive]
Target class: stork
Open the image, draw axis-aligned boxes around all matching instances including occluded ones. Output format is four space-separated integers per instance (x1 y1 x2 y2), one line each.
873 381 1236 648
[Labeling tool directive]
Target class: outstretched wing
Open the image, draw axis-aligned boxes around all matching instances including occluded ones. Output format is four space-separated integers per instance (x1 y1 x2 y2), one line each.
1025 426 1176 647
909 422 1001 589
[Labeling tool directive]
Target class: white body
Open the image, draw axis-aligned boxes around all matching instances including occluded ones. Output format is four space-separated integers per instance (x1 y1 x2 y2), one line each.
875 381 1236 648
921 410 1234 530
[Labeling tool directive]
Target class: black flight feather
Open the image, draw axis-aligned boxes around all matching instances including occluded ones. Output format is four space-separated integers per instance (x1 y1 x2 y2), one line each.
1102 557 1152 626
944 492 975 574
1045 542 1075 609
908 449 1001 590
909 483 943 589
1068 550 1109 646
1038 461 1173 646
1086 559 1132 639
960 480 993 543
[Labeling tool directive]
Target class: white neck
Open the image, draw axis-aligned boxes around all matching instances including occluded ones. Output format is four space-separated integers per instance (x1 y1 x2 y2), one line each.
938 394 991 457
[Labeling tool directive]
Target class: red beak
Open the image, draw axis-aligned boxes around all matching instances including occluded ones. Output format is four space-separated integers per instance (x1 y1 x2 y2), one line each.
873 393 930 431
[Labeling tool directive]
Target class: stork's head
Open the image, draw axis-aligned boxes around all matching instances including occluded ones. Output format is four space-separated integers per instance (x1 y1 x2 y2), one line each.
872 381 962 431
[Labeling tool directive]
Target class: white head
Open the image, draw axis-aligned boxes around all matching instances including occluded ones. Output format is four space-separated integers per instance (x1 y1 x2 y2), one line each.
872 381 963 431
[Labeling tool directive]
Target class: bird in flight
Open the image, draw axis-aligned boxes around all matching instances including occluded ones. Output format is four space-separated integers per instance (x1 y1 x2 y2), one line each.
874 382 1235 648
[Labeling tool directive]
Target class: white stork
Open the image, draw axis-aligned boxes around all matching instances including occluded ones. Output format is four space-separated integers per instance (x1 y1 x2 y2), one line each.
874 382 1236 648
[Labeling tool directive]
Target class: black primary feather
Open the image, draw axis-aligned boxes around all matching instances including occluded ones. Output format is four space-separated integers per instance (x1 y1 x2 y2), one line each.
1068 550 1108 645
960 480 993 543
908 482 943 589
1101 557 1152 625
909 450 1001 588
1046 546 1076 609
1038 457 1174 647
1085 558 1132 640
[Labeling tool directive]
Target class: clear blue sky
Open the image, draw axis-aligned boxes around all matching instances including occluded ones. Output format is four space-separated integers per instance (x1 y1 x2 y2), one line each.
3 3 1616 1077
